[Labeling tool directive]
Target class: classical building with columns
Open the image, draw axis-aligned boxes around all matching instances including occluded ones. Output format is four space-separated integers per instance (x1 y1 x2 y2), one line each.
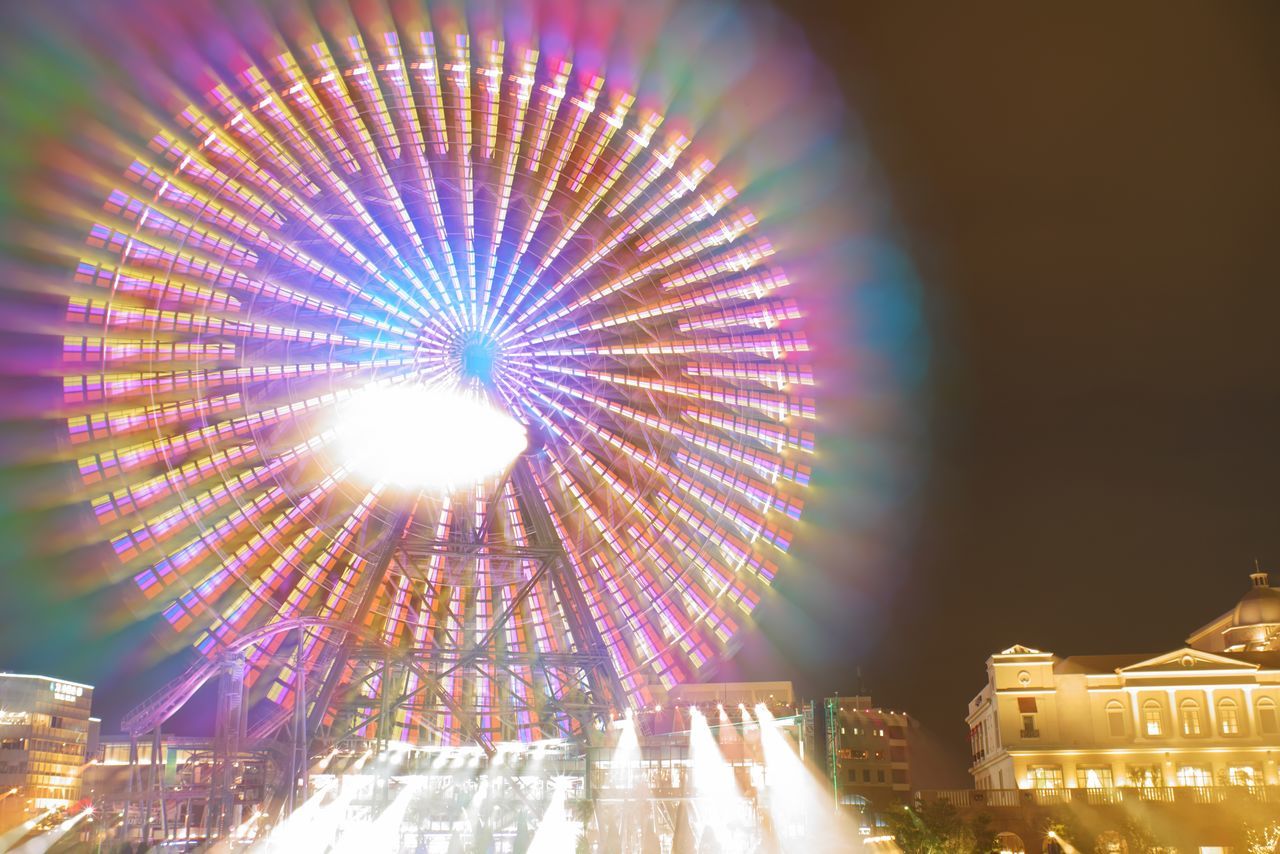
967 572 1280 793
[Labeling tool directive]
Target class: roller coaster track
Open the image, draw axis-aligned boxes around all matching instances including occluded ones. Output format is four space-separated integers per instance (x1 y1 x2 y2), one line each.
119 617 365 736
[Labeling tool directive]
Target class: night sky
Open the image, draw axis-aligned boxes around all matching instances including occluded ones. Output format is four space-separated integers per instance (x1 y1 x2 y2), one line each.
737 0 1280 779
2 1 1279 784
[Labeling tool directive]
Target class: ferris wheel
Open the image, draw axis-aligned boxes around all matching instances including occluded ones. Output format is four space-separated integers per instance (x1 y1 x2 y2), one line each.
63 4 815 748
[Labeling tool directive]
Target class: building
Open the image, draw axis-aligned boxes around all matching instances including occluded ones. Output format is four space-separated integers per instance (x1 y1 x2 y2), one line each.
808 695 920 837
665 680 795 711
934 571 1280 851
0 673 95 833
967 572 1280 792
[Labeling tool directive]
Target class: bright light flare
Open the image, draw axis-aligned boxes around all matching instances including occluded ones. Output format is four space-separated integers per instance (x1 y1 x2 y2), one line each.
527 776 581 854
10 809 92 854
0 809 54 853
335 385 527 488
609 712 643 791
755 704 858 852
688 708 753 850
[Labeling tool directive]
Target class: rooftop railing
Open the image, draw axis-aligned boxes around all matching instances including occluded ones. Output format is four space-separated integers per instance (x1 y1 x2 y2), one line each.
918 785 1280 809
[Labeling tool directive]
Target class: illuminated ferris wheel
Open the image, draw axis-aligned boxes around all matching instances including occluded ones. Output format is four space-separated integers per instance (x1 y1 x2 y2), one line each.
64 8 814 748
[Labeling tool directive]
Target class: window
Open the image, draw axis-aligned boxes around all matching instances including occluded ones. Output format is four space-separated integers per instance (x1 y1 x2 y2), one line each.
892 769 908 784
851 749 867 760
1126 765 1160 787
888 726 905 739
995 832 1026 854
876 770 885 783
862 769 871 783
1142 700 1164 736
1226 765 1257 786
847 770 858 783
1219 699 1241 735
1106 702 1125 737
1179 699 1202 736
1028 765 1064 789
1075 766 1114 789
1020 715 1039 738
890 746 906 762
1258 698 1278 734
1175 765 1211 787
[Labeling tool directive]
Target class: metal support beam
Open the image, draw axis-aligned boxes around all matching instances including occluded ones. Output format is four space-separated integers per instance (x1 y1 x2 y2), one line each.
512 460 629 721
306 505 413 736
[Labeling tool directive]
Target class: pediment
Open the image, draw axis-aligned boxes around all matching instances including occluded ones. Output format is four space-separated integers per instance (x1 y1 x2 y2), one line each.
1119 647 1258 674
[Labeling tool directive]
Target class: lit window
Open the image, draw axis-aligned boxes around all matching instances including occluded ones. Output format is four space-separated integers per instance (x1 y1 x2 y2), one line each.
1179 700 1202 736
1142 700 1164 736
1219 699 1240 735
1075 766 1114 789
1106 702 1125 737
1126 765 1160 787
1020 715 1038 738
1175 765 1211 787
1226 765 1257 786
1028 765 1064 789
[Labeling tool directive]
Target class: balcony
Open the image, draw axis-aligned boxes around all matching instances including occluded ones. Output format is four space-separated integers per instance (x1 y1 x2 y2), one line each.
917 786 1280 809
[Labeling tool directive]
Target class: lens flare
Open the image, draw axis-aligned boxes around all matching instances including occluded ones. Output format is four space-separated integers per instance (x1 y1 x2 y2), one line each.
334 385 528 488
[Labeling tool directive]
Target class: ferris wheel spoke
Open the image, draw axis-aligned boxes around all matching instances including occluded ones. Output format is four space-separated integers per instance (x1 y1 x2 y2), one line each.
532 330 809 360
158 468 350 633
163 111 442 328
525 454 656 702
534 360 812 423
530 389 793 558
376 34 466 307
510 152 713 335
524 375 810 486
477 49 536 329
62 357 420 409
487 60 577 325
196 525 325 654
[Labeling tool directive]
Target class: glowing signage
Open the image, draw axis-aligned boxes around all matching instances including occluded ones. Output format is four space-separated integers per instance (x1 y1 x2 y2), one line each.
50 682 83 702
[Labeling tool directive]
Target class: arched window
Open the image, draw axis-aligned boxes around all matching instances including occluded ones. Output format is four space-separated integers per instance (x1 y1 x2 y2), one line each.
1142 699 1164 736
996 831 1026 854
1105 701 1125 737
1218 698 1241 735
1179 699 1202 736
1257 697 1278 734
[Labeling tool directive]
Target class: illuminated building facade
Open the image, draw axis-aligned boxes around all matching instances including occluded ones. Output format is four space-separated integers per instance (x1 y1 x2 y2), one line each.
967 572 1280 792
823 697 914 801
811 695 917 837
0 673 95 832
931 573 1280 849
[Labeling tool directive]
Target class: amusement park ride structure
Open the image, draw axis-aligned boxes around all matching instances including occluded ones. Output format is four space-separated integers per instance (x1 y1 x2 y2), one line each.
111 455 632 842
52 5 820 842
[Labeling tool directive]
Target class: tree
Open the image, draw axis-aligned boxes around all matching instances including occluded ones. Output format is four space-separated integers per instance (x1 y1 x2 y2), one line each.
883 801 998 854
1245 820 1280 854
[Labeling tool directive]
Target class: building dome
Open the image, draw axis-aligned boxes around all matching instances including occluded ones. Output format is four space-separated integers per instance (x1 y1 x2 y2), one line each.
1232 572 1280 627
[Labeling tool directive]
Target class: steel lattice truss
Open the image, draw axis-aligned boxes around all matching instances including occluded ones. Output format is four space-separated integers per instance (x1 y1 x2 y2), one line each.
65 10 815 747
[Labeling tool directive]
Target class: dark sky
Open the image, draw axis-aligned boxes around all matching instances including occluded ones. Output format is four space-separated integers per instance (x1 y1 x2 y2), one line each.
735 0 1280 777
2 0 1280 784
